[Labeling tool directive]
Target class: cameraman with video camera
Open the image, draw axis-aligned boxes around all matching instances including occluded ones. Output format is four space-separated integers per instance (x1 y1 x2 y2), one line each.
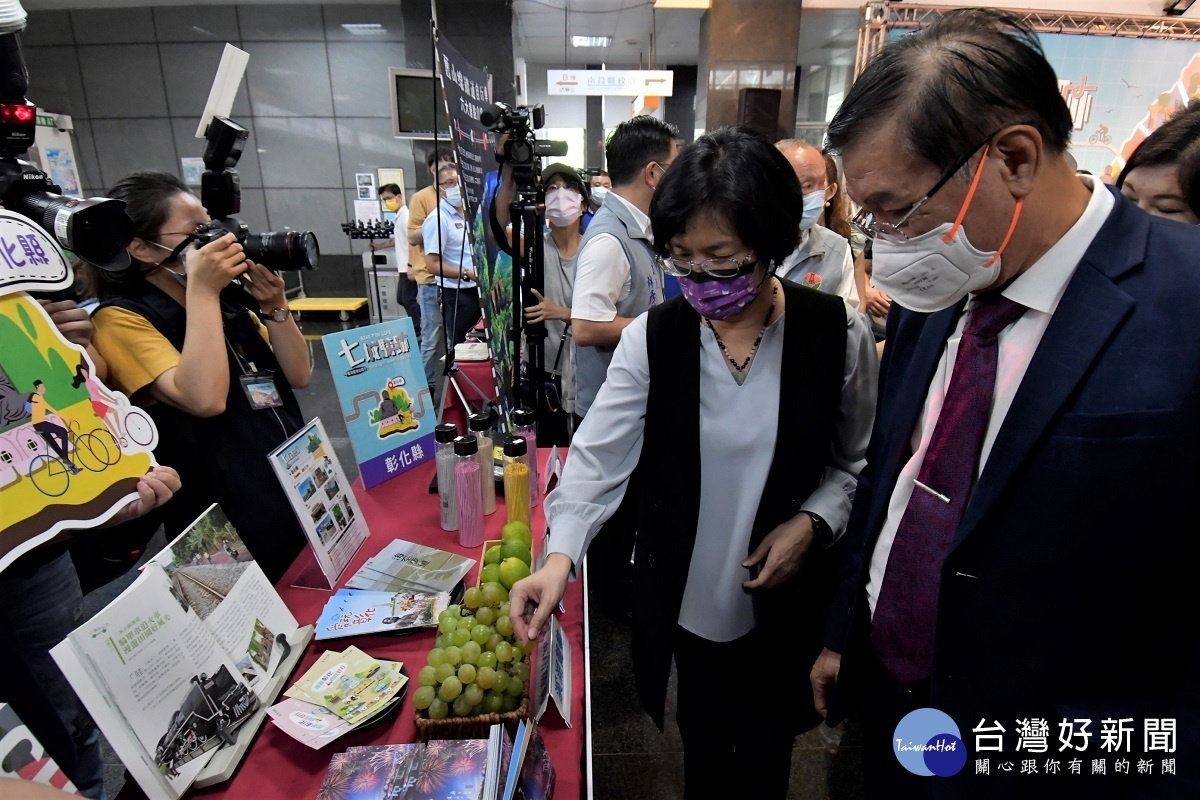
84 171 311 582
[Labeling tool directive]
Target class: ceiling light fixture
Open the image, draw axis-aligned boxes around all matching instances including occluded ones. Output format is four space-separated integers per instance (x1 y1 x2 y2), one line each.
342 23 387 34
572 35 613 48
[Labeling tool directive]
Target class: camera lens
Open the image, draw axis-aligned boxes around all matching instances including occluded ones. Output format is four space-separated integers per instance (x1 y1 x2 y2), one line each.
243 230 319 271
14 193 133 271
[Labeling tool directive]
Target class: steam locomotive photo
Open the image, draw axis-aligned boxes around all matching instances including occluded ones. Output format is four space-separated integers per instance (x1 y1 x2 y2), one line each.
154 666 257 777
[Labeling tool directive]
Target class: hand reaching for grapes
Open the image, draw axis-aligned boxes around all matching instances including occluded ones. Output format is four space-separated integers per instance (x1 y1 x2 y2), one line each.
509 552 573 644
742 512 815 590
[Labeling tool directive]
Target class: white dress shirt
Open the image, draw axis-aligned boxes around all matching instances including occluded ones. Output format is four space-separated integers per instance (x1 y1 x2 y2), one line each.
547 303 878 642
571 192 650 323
866 178 1115 616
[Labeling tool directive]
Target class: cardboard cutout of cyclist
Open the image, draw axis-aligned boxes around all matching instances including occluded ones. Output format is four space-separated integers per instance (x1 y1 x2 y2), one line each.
0 208 159 571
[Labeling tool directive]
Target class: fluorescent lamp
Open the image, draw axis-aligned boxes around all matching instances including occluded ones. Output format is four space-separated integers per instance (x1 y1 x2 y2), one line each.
572 35 613 48
342 23 387 34
653 0 711 7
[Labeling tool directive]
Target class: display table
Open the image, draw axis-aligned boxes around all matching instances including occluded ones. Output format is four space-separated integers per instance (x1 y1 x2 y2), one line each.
120 450 588 800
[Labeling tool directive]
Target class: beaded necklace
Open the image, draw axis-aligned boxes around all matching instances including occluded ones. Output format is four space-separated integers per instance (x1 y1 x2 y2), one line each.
703 282 778 380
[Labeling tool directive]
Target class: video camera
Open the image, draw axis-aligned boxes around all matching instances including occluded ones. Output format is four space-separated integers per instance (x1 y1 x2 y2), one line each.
198 116 319 271
0 11 134 271
479 102 567 175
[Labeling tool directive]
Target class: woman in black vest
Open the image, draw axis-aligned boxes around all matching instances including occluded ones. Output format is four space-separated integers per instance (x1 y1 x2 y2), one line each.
85 171 311 582
509 128 879 798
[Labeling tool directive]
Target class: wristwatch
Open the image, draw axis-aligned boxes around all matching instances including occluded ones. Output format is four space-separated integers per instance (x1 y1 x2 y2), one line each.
261 306 290 323
804 511 834 548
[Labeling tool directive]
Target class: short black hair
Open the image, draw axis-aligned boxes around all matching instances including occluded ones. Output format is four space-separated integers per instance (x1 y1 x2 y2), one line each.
33 380 44 389
426 145 455 170
108 170 191 241
606 116 679 186
379 183 402 197
1116 101 1200 218
650 127 803 269
826 9 1072 172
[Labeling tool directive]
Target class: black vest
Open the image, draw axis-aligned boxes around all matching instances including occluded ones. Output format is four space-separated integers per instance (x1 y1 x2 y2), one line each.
97 281 307 582
631 280 847 731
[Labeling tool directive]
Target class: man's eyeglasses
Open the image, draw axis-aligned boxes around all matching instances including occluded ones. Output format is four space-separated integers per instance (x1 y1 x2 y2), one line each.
657 253 756 280
851 128 1004 241
438 179 458 189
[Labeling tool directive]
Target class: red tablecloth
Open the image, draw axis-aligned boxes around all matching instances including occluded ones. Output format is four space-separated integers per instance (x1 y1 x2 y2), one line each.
187 450 586 800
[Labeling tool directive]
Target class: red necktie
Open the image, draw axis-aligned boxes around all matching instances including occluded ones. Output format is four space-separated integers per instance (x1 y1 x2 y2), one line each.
871 293 1027 685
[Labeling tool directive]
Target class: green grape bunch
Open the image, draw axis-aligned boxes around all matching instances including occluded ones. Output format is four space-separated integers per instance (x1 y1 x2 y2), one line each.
414 588 529 718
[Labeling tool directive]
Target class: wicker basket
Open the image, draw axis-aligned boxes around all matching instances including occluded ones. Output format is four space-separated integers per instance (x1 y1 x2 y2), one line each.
413 696 528 741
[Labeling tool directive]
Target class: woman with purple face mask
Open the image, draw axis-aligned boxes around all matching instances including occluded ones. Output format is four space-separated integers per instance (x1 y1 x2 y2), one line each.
508 128 879 799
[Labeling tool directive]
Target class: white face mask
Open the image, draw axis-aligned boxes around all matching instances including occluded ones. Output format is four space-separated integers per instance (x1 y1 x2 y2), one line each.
871 198 1022 313
800 189 825 230
590 186 610 206
545 187 583 228
444 186 462 208
148 239 190 283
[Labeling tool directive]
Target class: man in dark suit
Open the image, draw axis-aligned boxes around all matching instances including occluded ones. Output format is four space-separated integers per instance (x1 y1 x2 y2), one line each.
809 9 1199 798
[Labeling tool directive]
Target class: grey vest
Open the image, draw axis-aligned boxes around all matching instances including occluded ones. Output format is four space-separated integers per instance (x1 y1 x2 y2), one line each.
777 225 852 295
573 195 662 416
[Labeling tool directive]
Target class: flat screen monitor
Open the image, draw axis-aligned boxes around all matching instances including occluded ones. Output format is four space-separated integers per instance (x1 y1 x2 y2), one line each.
390 68 450 140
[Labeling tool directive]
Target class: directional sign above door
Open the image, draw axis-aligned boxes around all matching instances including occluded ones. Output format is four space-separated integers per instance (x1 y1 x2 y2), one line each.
547 69 675 97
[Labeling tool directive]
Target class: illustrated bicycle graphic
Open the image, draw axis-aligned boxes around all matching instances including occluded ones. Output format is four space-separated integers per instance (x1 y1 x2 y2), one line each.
1089 125 1111 145
27 420 122 497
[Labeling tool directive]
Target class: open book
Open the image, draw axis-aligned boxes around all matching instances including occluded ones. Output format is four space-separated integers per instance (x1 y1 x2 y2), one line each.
50 504 300 800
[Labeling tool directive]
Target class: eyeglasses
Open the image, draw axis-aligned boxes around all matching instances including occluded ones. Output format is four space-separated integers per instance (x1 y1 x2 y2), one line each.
438 179 458 189
851 128 1004 241
657 253 757 279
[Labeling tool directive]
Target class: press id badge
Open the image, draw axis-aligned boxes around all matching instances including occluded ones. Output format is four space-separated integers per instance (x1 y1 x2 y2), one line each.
239 370 284 410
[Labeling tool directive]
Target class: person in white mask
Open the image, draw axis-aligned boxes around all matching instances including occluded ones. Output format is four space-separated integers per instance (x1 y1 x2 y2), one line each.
808 9 1200 798
494 163 588 443
582 170 612 233
775 140 857 304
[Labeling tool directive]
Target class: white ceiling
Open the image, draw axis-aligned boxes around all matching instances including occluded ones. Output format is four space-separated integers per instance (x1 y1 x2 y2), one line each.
797 7 859 67
513 0 705 67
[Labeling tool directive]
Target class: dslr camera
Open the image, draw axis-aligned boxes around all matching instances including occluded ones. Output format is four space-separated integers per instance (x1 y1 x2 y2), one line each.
0 17 133 270
479 102 567 173
198 116 318 271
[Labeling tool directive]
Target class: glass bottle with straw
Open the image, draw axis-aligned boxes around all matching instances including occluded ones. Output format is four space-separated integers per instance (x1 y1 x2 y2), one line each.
503 434 531 526
468 411 496 515
435 422 459 532
454 435 484 548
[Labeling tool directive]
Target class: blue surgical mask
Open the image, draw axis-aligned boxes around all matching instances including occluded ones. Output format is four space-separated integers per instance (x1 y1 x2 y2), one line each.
800 189 825 230
591 186 610 206
445 187 463 208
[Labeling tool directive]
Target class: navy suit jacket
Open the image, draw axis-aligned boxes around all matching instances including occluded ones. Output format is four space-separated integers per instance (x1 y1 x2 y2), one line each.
826 190 1200 795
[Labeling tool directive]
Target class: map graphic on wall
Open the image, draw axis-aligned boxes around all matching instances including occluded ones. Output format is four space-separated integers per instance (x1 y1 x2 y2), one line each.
0 211 159 570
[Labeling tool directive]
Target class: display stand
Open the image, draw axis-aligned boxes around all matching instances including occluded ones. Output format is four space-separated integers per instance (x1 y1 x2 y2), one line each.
193 624 316 788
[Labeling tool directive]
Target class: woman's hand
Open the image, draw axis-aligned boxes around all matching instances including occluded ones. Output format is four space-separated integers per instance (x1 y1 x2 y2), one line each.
524 289 570 324
240 260 288 310
862 284 892 317
40 299 94 347
186 233 246 298
106 466 182 527
742 512 816 590
508 553 573 644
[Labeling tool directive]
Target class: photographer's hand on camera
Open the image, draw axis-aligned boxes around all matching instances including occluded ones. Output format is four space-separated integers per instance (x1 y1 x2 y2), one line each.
240 260 312 390
240 259 287 310
185 233 246 299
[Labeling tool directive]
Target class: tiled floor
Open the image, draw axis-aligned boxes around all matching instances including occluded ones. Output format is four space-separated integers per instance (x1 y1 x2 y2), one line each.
85 315 866 799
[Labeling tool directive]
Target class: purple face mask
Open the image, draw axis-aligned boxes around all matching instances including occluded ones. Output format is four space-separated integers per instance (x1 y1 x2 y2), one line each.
677 268 765 320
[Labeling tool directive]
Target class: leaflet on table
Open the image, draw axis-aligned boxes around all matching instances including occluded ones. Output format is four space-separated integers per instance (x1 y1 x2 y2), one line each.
345 538 476 594
315 588 450 640
500 720 556 800
266 689 402 750
284 646 407 726
532 615 572 728
267 417 369 588
321 318 436 489
144 503 298 685
315 733 506 800
50 563 258 800
0 703 82 793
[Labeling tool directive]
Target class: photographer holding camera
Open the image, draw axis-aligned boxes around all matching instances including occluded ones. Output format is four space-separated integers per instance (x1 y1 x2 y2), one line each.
85 171 311 582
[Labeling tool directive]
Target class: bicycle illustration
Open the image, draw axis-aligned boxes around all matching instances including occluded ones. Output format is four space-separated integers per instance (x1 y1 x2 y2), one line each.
1089 125 1111 145
27 420 123 497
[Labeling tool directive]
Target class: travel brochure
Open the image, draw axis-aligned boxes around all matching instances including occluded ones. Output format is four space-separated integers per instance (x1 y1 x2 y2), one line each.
345 538 476 595
268 417 369 588
283 646 408 727
50 507 301 800
314 721 554 800
321 318 437 489
315 588 451 641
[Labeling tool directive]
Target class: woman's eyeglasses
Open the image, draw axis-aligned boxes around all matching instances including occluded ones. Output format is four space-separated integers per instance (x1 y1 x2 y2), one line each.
657 253 757 279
